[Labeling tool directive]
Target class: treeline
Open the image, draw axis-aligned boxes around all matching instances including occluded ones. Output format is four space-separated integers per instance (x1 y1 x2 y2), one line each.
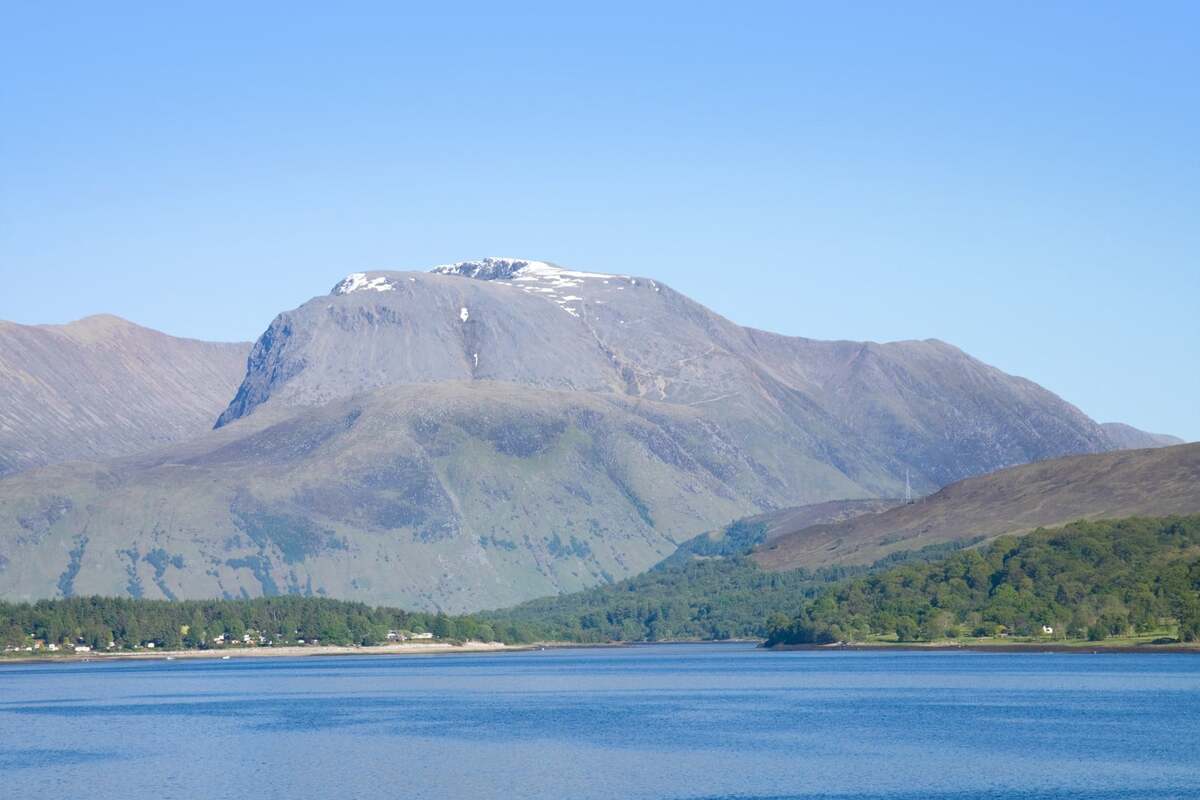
767 516 1200 646
0 524 977 652
479 531 975 642
0 595 542 651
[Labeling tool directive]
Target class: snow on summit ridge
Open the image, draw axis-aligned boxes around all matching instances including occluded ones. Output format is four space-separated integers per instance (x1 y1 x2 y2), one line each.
332 273 397 295
331 258 639 318
431 256 552 280
332 257 626 317
431 257 616 282
433 258 620 318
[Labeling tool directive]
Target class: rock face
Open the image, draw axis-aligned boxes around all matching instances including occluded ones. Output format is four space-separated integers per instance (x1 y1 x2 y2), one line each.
753 442 1200 573
0 315 249 477
0 258 1156 611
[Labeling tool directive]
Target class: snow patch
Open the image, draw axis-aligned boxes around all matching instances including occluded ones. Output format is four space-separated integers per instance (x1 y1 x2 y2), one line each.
333 273 397 294
431 257 638 319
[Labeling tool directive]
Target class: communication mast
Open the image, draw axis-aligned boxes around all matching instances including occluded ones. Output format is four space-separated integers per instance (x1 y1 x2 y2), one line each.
905 469 913 504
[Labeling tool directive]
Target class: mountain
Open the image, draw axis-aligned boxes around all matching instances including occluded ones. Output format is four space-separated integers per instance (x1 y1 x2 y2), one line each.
1100 422 1185 450
0 258 1139 610
0 315 249 477
754 442 1200 573
216 258 1115 492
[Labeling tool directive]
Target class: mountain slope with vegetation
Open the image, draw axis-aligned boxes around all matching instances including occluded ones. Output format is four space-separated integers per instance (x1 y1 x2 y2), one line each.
767 515 1200 645
755 443 1200 573
476 499 967 642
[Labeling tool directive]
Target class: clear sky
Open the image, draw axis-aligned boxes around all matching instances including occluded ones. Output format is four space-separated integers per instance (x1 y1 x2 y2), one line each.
2 3 1196 440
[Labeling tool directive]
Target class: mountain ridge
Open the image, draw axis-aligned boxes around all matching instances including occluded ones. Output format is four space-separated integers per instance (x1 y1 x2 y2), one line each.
0 315 249 477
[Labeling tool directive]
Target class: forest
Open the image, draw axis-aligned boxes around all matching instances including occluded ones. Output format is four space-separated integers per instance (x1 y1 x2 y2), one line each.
0 594 539 651
479 530 973 642
766 516 1200 646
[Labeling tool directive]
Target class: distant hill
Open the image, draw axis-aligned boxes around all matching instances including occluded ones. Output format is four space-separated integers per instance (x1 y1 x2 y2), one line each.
754 443 1200 573
1100 422 1185 450
0 316 249 477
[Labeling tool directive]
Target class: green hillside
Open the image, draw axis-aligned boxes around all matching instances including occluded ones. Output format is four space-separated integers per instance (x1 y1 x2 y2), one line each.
767 515 1200 646
478 523 974 642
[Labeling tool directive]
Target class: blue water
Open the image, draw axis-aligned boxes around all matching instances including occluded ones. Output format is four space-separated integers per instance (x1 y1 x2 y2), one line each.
2 643 1199 799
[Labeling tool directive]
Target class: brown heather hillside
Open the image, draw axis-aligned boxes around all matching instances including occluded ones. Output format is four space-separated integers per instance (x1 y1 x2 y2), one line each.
754 442 1200 572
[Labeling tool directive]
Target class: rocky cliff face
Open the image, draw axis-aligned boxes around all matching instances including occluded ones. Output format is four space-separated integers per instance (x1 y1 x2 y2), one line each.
0 259 1153 610
0 315 249 477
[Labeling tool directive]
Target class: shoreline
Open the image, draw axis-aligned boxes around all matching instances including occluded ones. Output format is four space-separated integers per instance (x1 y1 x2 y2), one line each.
1 640 530 665
771 640 1200 654
8 638 1200 665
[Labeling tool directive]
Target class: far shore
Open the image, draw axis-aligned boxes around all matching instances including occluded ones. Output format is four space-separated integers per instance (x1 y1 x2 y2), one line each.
2 640 530 664
9 637 1200 665
771 639 1200 654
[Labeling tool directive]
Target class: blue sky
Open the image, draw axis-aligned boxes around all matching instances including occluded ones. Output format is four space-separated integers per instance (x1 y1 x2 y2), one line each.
1 3 1196 440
